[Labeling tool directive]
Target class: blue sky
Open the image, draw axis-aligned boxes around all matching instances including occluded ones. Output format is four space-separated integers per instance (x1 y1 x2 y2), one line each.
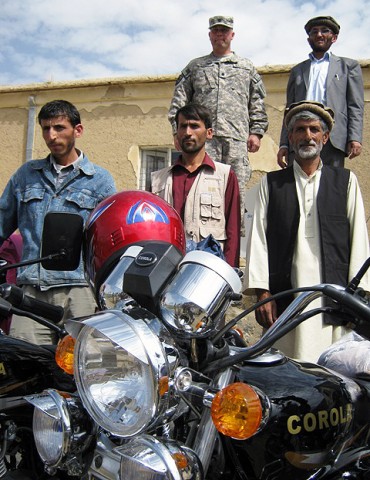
1 0 369 86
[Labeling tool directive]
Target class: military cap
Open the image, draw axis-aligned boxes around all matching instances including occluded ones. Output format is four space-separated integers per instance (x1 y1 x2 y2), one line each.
209 15 234 29
304 15 340 35
284 101 335 131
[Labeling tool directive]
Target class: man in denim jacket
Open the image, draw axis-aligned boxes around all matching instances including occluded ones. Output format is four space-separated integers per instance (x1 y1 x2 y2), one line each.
0 100 116 344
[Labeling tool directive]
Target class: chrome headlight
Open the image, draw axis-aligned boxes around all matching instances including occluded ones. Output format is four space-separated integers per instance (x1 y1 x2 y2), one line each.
115 435 203 480
25 389 94 473
72 310 180 438
160 251 241 337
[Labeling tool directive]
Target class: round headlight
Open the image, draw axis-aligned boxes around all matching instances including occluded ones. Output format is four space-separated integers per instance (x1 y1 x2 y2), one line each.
74 310 175 438
26 389 94 473
33 403 66 466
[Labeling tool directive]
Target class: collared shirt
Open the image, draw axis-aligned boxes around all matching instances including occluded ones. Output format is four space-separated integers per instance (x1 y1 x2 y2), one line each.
51 150 84 187
306 51 330 104
172 153 241 266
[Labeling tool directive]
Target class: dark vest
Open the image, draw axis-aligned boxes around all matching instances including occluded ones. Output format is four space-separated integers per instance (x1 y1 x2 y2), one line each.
266 166 350 314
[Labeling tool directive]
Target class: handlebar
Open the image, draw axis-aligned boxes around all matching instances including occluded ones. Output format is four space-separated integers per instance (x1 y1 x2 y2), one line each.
0 284 64 323
205 283 370 374
322 284 370 322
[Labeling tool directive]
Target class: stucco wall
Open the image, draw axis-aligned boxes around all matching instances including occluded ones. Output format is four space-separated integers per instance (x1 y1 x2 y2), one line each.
0 63 369 230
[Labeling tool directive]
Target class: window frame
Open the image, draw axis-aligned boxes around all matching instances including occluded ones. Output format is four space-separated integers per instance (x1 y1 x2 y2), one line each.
139 147 180 191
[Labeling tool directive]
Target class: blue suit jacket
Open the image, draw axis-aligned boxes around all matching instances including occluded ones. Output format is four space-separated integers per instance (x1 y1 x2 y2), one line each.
280 53 364 153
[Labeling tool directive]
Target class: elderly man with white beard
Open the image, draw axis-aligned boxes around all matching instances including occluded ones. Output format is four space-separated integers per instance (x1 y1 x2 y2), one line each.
244 100 369 362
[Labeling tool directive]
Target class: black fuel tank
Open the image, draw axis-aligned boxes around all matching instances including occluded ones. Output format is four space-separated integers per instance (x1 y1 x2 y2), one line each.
0 333 74 411
232 355 364 479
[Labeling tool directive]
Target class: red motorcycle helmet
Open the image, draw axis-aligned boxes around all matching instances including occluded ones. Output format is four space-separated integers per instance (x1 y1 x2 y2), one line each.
84 190 186 295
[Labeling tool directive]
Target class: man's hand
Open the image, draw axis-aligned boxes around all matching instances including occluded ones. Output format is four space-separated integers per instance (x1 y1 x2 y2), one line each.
247 134 261 153
255 289 277 328
347 141 362 159
277 146 289 168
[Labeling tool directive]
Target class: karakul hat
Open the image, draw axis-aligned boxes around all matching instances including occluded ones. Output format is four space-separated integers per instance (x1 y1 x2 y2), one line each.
284 101 335 131
304 15 340 35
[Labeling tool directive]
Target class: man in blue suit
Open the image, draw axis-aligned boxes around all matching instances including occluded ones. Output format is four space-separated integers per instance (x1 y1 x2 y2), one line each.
277 15 364 168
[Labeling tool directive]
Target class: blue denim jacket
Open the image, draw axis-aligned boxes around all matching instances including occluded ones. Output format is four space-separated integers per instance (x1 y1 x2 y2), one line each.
0 154 116 288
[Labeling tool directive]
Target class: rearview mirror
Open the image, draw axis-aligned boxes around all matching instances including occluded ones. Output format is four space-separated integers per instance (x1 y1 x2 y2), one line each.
41 212 84 271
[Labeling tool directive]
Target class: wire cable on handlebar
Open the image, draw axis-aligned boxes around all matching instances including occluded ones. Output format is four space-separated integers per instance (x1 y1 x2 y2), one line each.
211 286 322 345
205 306 330 374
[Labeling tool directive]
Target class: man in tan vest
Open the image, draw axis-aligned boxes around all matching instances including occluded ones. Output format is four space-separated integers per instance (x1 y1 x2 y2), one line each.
151 103 241 267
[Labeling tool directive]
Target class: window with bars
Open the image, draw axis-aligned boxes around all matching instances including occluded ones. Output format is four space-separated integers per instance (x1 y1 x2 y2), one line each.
139 148 180 191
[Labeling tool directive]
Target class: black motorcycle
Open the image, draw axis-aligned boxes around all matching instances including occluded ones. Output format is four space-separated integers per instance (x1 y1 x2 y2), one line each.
0 213 87 480
23 192 370 480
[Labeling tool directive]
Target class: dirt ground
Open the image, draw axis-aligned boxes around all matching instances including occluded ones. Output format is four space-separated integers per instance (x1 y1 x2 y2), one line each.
225 293 263 346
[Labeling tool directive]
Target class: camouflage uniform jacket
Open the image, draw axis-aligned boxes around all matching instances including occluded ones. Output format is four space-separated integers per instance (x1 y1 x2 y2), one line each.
168 52 268 141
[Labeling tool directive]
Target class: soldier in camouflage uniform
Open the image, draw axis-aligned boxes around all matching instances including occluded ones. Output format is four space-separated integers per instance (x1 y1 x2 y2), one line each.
168 15 268 234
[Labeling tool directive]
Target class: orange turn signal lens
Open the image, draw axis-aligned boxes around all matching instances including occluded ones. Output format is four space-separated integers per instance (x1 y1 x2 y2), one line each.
172 451 188 470
55 335 76 375
211 382 263 440
159 376 169 396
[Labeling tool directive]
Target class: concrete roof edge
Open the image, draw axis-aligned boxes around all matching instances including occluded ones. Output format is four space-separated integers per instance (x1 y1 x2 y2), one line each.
1 60 370 93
